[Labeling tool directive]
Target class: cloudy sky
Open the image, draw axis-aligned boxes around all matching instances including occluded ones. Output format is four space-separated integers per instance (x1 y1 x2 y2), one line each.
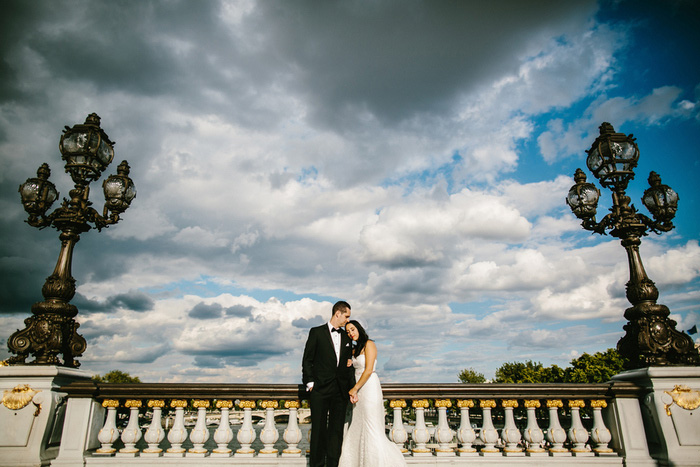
1 0 699 383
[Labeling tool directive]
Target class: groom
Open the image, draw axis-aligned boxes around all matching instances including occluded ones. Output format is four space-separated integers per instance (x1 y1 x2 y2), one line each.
302 301 355 467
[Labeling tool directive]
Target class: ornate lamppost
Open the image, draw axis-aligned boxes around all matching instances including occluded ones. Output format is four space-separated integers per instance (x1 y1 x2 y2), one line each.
7 113 136 368
566 122 698 369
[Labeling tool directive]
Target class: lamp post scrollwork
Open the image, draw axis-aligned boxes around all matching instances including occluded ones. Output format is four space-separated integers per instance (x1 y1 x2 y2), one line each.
567 122 698 369
7 113 136 368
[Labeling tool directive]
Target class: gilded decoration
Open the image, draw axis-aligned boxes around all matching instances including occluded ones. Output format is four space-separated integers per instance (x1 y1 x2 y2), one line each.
125 399 142 408
434 399 452 408
390 399 406 408
547 399 563 408
238 400 257 409
2 384 39 410
412 399 429 408
480 399 496 409
216 400 234 409
147 399 165 408
285 400 300 409
457 399 474 408
170 399 187 408
568 399 585 408
502 399 518 408
261 400 279 409
524 399 541 408
101 399 119 408
664 384 700 416
193 399 210 409
590 399 608 408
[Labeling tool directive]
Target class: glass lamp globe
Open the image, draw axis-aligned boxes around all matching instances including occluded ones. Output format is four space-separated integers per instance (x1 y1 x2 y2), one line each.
103 160 137 214
18 163 58 217
643 171 678 223
586 122 639 191
59 113 114 185
567 169 600 220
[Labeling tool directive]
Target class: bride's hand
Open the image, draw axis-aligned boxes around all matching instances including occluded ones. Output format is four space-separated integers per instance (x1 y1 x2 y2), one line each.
346 359 352 367
349 387 358 402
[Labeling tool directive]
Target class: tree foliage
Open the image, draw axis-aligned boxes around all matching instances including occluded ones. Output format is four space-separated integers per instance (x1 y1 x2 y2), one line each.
458 367 486 383
461 348 628 384
92 370 141 384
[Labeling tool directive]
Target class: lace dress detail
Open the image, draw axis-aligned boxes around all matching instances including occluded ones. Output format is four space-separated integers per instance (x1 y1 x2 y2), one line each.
338 354 407 467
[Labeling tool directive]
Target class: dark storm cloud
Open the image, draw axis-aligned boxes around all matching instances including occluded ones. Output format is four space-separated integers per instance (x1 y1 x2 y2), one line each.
251 0 597 127
292 316 324 329
224 304 254 318
72 290 155 314
188 302 224 320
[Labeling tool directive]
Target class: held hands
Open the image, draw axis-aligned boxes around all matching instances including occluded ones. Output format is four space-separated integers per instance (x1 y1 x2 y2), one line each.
347 359 353 367
349 387 359 404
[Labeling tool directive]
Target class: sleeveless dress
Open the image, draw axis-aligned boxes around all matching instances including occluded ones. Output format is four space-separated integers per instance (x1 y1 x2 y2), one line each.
338 354 407 467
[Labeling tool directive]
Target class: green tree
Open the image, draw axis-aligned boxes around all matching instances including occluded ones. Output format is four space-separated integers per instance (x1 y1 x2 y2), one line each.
494 360 564 383
92 370 141 383
458 367 486 383
564 349 628 383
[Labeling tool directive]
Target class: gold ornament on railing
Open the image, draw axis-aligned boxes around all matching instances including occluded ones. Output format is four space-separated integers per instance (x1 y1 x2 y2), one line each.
2 384 39 410
412 399 429 408
125 399 142 408
502 399 518 408
524 399 541 408
238 400 257 409
590 399 608 408
546 399 563 408
457 399 474 408
147 399 165 408
193 399 210 409
285 400 300 409
170 399 187 408
216 399 234 409
480 399 496 409
261 400 279 409
390 399 407 408
101 399 119 408
568 399 585 408
664 385 700 416
434 399 452 408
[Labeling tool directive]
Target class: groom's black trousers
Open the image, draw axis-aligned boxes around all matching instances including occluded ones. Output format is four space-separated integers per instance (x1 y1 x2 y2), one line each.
309 381 348 467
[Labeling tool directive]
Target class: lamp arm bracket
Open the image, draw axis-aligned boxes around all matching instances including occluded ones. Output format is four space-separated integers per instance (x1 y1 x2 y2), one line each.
640 214 674 234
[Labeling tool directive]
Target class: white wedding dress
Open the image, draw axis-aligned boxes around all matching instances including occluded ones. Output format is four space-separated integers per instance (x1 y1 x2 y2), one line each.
338 354 407 467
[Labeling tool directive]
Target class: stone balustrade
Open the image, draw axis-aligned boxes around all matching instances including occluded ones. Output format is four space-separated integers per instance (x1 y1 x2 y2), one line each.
42 380 660 465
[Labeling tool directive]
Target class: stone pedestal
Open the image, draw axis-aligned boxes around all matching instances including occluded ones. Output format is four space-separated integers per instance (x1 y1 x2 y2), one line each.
0 365 93 467
613 366 700 467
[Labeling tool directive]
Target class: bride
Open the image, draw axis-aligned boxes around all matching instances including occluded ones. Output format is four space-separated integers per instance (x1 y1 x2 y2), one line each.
338 320 407 467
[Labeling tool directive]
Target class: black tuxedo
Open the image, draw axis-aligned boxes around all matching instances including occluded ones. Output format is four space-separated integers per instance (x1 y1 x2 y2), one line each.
302 324 354 467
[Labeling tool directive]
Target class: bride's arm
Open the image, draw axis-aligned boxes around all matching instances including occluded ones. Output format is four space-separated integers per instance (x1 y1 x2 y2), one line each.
349 341 377 400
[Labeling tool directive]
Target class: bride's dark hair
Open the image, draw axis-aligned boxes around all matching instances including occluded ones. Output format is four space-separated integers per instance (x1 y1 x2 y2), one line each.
348 320 370 357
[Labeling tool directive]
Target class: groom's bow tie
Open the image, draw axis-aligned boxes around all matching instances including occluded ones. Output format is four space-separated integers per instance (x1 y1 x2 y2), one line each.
331 327 341 333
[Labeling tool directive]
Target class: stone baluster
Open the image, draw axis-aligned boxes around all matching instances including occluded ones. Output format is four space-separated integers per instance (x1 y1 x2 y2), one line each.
187 399 210 456
282 400 303 457
142 399 165 456
545 399 570 456
165 399 188 457
411 399 431 456
259 400 279 457
389 399 408 453
236 400 257 457
479 399 499 455
434 399 455 456
456 399 477 456
96 399 120 455
212 400 234 457
590 400 614 455
501 399 523 456
569 399 592 455
118 399 142 456
523 400 546 456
